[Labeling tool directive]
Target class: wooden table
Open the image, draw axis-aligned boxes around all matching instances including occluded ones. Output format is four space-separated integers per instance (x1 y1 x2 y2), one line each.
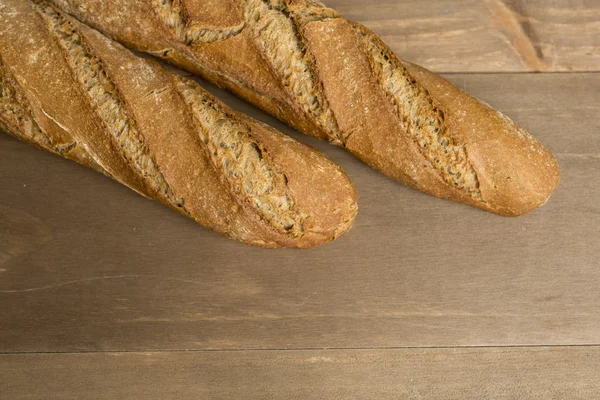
1 1 599 398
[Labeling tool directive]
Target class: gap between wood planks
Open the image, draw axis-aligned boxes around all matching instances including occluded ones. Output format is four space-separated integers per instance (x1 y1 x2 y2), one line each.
2 344 600 355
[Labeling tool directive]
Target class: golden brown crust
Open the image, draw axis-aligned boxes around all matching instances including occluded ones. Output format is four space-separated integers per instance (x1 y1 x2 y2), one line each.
301 19 461 201
402 62 560 216
0 0 357 248
44 0 561 215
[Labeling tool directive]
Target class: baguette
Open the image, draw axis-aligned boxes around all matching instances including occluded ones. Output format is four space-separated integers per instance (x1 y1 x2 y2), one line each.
46 0 560 216
0 0 358 248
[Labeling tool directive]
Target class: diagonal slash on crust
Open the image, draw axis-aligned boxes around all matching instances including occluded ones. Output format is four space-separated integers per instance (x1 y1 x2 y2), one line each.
153 0 246 45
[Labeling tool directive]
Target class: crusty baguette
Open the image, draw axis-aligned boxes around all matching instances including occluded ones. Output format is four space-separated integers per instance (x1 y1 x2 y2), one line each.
0 0 357 248
46 0 560 216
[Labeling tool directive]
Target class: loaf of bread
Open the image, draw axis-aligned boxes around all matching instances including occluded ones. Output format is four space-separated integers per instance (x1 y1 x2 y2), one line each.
46 0 560 216
0 0 357 248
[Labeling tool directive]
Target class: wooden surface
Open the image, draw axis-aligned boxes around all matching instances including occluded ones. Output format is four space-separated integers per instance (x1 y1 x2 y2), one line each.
1 1 600 398
2 347 600 399
330 0 600 72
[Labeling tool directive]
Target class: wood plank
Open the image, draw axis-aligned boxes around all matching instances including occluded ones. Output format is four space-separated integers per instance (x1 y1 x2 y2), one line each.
1 73 599 352
1 347 599 399
327 0 600 72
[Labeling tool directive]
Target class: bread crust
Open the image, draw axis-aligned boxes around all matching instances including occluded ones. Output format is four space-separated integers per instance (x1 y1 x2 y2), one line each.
0 0 358 248
45 0 561 215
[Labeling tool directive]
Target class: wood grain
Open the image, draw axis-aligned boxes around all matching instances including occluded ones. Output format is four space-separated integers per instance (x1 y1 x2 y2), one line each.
1 72 598 352
1 347 599 399
327 0 600 72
